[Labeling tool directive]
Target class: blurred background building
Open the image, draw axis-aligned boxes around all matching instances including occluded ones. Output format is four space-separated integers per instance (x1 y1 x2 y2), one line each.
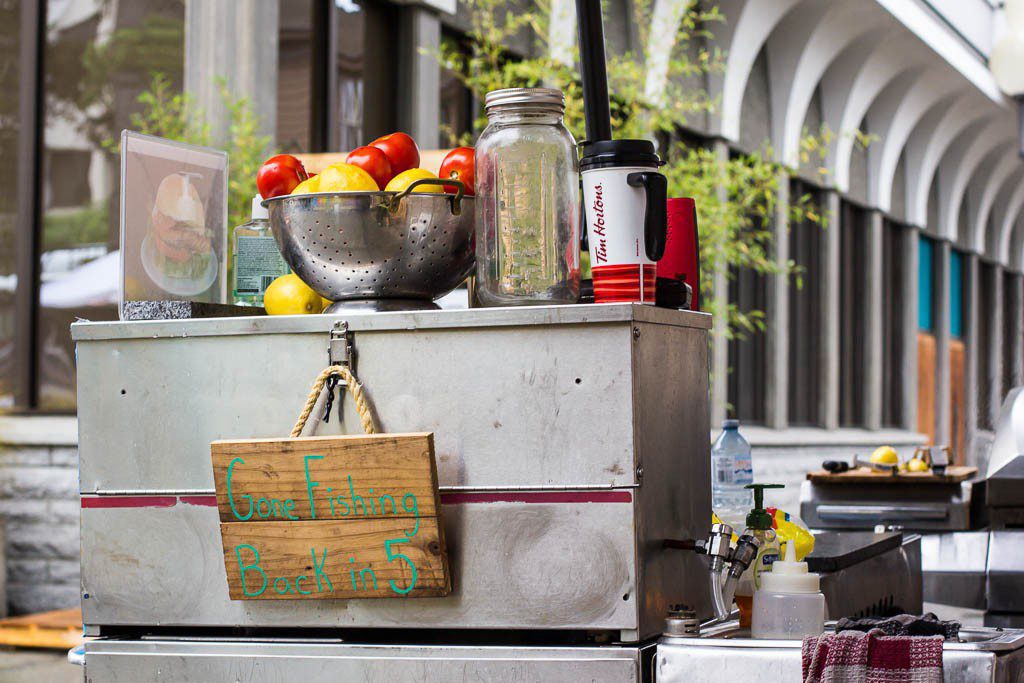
0 0 1021 613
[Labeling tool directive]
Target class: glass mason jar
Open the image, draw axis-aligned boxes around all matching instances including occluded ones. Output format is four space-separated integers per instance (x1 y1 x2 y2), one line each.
475 88 580 306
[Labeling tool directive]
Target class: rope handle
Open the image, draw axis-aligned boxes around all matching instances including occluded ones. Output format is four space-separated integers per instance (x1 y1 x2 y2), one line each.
291 365 377 437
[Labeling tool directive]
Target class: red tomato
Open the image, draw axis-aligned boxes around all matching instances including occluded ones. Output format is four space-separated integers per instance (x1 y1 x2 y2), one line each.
256 154 308 199
438 147 475 195
369 132 420 176
345 146 394 190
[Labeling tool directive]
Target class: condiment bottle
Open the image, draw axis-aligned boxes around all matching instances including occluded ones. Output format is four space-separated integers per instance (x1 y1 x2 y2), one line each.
751 537 825 639
233 195 290 306
734 483 783 628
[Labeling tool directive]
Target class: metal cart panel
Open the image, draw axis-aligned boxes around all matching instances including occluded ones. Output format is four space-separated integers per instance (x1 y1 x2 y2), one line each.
81 497 639 631
76 319 637 492
83 639 654 682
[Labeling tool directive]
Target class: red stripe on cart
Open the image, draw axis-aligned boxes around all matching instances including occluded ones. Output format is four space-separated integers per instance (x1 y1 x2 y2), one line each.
180 495 218 507
81 491 632 508
81 495 178 508
440 490 632 504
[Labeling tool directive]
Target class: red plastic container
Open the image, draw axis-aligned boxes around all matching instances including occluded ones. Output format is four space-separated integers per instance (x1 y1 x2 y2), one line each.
658 198 700 310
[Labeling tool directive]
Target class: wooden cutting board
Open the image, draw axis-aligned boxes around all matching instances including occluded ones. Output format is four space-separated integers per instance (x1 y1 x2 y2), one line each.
806 465 977 485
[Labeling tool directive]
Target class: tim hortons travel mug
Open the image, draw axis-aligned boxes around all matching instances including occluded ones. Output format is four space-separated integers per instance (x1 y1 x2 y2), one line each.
580 139 667 303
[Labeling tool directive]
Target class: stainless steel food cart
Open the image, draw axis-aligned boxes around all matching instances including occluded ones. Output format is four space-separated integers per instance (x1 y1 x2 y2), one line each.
73 303 712 680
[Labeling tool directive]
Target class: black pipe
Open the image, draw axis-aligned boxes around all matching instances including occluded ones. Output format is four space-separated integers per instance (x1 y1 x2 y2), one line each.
575 0 612 142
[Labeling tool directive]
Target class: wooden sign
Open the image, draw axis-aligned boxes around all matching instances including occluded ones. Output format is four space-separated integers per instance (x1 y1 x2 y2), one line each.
211 433 450 600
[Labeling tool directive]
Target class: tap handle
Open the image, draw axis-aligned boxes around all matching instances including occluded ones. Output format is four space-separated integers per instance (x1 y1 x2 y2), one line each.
728 533 762 578
704 523 734 561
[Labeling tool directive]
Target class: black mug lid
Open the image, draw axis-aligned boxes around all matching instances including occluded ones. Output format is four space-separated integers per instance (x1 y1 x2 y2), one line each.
580 139 662 171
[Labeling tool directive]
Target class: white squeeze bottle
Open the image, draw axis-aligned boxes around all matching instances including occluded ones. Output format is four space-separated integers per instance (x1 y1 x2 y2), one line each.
751 538 825 639
710 419 753 528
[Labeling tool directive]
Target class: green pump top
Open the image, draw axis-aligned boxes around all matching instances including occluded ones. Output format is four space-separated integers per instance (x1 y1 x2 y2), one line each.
744 483 784 530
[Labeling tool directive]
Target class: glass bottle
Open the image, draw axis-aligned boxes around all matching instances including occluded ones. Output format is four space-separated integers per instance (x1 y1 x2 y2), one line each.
232 195 290 306
475 88 580 306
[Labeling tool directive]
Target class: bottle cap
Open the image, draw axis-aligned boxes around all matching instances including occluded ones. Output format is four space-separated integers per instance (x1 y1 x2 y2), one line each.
760 537 820 593
745 483 784 530
252 195 269 220
723 419 740 429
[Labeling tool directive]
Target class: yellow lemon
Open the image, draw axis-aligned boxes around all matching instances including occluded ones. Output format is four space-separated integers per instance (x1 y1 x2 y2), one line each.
385 168 443 193
907 458 930 473
317 163 378 192
321 296 333 313
291 175 321 195
263 274 322 315
870 445 900 465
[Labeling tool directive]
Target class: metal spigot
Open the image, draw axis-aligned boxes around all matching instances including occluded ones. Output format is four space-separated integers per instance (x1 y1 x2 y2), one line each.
664 524 761 626
727 533 761 579
696 522 734 571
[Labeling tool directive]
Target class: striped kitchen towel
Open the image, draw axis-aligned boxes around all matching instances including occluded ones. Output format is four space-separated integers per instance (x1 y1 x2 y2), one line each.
802 629 943 682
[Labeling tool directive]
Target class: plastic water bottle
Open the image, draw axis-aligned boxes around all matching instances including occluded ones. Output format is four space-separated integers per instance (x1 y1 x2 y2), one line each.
711 419 753 528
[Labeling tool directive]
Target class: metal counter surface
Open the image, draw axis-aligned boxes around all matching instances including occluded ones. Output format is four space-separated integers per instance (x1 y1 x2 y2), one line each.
71 302 712 341
657 625 1024 683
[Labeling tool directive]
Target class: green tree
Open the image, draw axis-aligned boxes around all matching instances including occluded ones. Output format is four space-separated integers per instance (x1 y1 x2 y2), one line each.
439 0 836 340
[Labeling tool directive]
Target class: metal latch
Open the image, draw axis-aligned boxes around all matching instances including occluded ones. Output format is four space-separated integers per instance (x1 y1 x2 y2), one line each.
323 321 354 425
328 321 353 369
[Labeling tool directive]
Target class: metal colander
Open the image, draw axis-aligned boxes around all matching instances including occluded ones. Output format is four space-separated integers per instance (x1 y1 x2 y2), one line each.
264 179 474 309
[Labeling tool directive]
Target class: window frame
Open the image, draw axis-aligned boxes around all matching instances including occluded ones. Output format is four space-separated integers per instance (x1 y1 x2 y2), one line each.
838 198 870 428
881 218 909 428
438 27 477 148
10 1 393 412
309 0 398 152
786 177 825 427
918 234 936 333
1001 270 1017 406
950 249 964 339
724 146 768 424
977 258 995 431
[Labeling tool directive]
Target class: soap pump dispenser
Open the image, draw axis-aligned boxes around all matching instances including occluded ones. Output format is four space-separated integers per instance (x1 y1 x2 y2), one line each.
734 483 783 627
751 537 825 639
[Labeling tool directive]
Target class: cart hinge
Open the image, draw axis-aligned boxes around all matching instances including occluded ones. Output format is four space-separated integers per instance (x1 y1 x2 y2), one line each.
329 321 354 369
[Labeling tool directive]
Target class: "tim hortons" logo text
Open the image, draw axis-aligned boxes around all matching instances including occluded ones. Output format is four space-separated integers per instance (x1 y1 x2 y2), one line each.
592 183 608 264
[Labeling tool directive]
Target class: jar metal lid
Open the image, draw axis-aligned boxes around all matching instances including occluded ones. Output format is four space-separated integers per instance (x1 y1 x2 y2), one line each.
485 87 565 112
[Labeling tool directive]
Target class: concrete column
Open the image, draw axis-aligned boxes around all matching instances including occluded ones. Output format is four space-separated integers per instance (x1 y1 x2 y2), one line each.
397 7 441 149
988 264 1005 428
963 252 979 464
864 211 885 431
1010 273 1024 388
937 245 954 448
184 0 279 145
820 191 841 430
764 173 790 429
901 225 921 432
710 140 730 428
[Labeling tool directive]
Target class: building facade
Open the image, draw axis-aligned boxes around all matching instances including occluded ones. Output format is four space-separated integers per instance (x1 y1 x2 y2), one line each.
680 0 1024 511
0 0 1021 611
